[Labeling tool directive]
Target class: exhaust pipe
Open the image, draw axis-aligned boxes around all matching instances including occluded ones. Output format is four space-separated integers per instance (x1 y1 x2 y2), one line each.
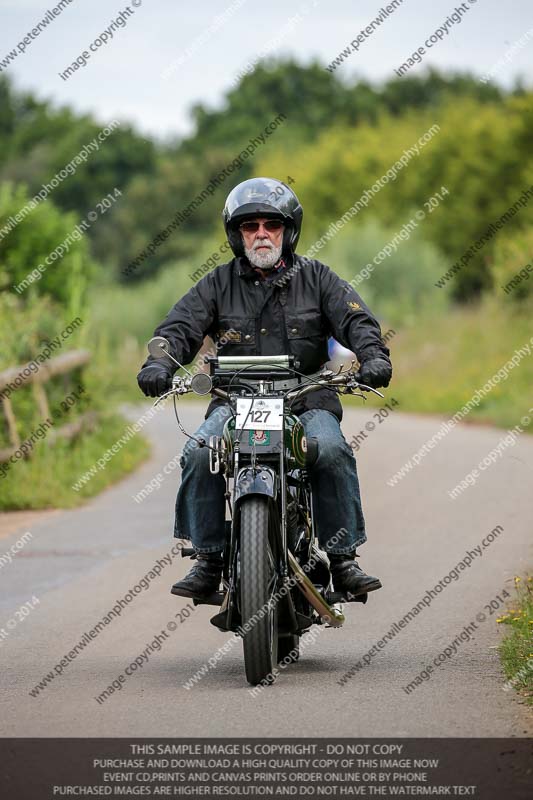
287 550 345 627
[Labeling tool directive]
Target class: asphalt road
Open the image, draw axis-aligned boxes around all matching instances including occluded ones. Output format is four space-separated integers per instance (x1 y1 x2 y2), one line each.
1 400 532 737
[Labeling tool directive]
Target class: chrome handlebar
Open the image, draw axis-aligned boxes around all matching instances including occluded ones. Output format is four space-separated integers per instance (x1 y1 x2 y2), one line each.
154 369 383 406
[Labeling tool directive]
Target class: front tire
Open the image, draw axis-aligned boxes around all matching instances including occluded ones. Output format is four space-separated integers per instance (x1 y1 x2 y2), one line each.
239 496 279 685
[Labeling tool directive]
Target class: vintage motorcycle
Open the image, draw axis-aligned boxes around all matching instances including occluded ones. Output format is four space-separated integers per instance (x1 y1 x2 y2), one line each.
148 336 383 686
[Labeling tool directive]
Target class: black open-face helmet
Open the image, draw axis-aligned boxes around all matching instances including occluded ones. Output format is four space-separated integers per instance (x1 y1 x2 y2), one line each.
222 177 303 258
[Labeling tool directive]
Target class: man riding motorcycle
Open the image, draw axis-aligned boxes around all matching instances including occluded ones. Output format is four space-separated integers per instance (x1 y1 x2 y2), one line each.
137 177 392 600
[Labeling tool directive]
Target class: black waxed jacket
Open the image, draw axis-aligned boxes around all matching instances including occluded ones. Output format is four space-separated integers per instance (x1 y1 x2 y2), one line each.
142 253 392 420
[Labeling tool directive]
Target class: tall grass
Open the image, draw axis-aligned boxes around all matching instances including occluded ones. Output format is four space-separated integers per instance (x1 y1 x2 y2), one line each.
373 296 533 430
497 576 533 705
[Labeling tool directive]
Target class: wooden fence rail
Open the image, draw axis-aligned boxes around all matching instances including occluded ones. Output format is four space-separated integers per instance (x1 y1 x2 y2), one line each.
0 350 96 463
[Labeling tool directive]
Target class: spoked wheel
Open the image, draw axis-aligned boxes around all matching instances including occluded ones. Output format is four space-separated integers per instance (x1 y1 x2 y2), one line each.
277 633 299 663
239 496 279 685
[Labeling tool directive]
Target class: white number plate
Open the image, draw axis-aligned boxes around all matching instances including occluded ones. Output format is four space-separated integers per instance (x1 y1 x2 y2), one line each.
235 398 283 431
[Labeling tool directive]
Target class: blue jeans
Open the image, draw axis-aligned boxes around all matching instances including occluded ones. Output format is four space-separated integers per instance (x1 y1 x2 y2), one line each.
174 405 366 555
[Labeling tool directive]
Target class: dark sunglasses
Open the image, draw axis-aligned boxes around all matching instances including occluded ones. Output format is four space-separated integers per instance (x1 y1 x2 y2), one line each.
239 220 284 233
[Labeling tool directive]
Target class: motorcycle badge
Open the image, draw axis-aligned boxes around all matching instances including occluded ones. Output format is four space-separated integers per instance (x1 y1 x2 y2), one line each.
347 300 361 310
249 429 270 446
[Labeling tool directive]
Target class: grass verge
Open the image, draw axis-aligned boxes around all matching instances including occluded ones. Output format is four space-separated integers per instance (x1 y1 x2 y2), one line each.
0 413 150 510
344 296 533 433
497 576 533 705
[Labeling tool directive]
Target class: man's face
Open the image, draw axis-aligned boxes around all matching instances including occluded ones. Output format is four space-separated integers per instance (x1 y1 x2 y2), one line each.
240 217 284 270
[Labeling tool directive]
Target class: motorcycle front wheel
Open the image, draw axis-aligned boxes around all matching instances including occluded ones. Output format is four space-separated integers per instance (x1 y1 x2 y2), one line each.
239 495 279 685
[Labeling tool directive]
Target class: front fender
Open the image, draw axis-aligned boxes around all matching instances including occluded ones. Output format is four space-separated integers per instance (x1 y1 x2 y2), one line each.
233 466 278 505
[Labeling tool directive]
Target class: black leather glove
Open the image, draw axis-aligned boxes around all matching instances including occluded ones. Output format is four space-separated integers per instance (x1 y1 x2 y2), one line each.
355 357 392 389
137 363 175 397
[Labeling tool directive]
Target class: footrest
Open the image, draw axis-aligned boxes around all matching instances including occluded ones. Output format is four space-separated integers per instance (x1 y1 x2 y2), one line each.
191 591 225 606
328 590 368 605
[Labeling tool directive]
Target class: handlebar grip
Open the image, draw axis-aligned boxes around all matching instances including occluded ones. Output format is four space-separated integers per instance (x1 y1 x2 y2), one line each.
212 387 230 401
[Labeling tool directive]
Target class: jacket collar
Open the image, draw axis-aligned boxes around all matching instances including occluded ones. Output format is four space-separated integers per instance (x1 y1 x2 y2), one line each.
236 253 294 280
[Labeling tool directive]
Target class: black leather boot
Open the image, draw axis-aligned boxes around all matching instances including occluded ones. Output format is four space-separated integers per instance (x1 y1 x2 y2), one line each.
329 553 382 598
171 552 223 598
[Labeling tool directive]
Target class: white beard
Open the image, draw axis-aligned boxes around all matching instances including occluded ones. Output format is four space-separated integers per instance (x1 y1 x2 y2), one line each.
244 239 283 270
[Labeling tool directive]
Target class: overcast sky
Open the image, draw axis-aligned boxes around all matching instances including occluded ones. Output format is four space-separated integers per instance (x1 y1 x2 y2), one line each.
1 0 532 141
